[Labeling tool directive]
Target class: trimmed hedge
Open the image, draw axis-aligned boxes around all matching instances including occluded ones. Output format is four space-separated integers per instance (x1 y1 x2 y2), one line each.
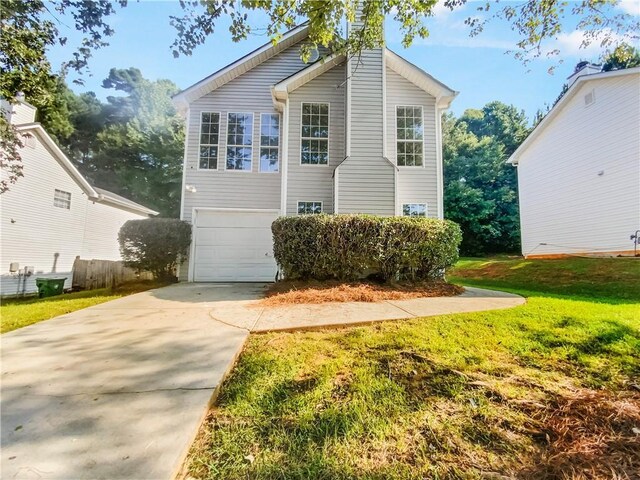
272 214 462 282
119 218 192 280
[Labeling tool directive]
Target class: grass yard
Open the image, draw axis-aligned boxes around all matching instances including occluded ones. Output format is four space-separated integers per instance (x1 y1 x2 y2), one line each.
1 280 167 334
187 257 640 480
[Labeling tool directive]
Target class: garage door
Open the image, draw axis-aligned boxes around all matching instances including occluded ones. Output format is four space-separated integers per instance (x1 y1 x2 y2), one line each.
193 209 279 282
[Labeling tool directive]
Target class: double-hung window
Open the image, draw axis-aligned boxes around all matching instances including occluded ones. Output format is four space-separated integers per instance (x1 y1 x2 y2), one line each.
396 106 423 166
54 189 71 209
297 201 322 215
260 113 280 172
301 103 329 165
402 203 427 217
226 113 253 171
199 112 220 169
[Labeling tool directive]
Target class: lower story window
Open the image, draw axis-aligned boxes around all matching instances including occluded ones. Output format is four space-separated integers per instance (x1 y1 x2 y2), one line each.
298 201 322 215
403 203 427 217
54 189 71 209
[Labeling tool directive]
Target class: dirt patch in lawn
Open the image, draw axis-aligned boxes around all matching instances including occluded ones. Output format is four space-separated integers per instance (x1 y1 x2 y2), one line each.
260 280 463 306
519 388 640 479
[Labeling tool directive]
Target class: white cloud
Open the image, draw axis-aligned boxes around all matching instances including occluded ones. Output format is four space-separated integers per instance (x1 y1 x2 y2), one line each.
617 0 640 16
549 29 633 59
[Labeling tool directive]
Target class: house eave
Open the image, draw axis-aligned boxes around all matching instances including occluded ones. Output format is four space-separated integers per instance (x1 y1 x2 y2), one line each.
507 66 640 166
271 53 346 102
172 23 310 110
384 49 458 108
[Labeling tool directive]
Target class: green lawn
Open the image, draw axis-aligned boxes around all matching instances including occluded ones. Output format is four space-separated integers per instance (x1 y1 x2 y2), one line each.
187 257 640 480
1 281 166 334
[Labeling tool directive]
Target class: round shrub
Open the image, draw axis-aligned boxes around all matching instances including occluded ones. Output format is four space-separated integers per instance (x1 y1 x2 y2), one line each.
118 218 192 280
272 214 462 282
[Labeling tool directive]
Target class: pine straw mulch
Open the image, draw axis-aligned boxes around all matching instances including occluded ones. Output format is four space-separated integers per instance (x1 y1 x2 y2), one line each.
260 280 464 306
518 388 640 479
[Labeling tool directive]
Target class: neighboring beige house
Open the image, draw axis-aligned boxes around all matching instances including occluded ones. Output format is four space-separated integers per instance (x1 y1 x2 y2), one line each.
173 18 458 282
508 65 640 258
0 98 157 296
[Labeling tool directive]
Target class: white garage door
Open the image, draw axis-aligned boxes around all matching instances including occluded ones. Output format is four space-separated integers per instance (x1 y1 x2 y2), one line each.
193 209 279 282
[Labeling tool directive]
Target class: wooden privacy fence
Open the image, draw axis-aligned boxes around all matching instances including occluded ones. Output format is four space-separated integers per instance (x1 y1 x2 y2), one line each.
72 258 153 290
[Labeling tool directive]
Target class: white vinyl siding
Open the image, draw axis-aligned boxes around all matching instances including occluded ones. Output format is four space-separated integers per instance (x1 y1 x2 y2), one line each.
182 42 328 223
402 203 427 217
286 62 346 215
199 112 220 169
225 113 253 171
297 201 322 214
53 189 71 209
516 74 640 257
336 46 396 216
386 67 438 218
300 103 329 165
260 113 280 172
0 129 148 296
396 106 424 166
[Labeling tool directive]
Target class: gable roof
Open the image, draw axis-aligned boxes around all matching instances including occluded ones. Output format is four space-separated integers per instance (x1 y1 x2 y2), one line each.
271 53 346 103
508 66 640 165
16 123 158 216
173 24 310 110
384 49 458 108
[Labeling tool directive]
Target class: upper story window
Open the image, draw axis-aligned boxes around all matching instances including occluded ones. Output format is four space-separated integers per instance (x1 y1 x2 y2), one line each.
53 189 71 209
298 201 323 215
396 106 423 167
402 203 427 217
260 113 280 172
199 112 220 169
226 113 253 171
301 103 329 165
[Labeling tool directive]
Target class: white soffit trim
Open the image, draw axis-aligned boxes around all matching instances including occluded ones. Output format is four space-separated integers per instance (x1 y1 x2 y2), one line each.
507 66 640 165
272 53 346 101
173 24 310 110
384 49 458 108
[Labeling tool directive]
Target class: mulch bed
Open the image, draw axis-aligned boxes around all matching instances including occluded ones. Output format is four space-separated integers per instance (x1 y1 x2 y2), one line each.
260 280 464 306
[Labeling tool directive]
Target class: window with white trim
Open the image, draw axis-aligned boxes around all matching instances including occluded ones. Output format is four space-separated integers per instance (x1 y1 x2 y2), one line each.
260 113 280 172
54 189 71 209
199 112 220 169
226 113 253 171
402 203 427 217
301 103 329 165
396 106 423 166
297 201 322 215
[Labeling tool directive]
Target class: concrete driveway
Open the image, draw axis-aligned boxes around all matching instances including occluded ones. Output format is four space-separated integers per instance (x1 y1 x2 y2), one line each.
1 283 266 480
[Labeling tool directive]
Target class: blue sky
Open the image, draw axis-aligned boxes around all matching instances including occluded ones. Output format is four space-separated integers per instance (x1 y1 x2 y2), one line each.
46 0 639 121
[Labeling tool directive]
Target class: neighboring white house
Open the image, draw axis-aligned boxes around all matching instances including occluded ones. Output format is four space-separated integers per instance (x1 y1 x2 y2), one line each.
172 15 458 282
508 65 640 258
0 98 158 296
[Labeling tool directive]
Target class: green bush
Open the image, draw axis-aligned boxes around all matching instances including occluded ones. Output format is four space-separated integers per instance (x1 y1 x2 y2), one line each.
272 215 462 282
118 218 192 280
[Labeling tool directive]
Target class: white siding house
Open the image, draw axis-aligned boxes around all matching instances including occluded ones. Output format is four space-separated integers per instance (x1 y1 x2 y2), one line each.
173 17 458 282
508 66 640 258
0 100 157 296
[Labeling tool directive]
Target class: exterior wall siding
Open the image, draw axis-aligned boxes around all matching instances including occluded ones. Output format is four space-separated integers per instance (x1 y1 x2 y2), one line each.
286 63 346 214
82 201 147 260
337 48 395 215
182 42 321 223
1 131 149 296
386 67 439 218
516 74 640 256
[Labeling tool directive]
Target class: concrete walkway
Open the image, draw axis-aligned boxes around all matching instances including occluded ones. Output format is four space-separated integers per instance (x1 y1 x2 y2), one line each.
1 284 261 480
210 286 525 332
1 283 523 480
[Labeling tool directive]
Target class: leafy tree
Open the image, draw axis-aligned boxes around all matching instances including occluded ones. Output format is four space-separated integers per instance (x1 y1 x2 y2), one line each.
59 68 185 218
443 105 525 255
602 42 640 71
